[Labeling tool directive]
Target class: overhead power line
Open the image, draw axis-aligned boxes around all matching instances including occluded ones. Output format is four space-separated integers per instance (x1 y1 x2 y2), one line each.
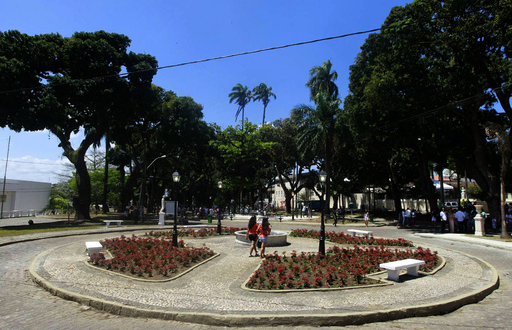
0 27 382 95
0 159 68 166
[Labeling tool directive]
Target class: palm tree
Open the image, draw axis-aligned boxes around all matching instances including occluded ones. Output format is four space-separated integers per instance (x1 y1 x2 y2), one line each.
293 92 340 256
298 60 341 218
229 83 252 128
252 83 276 126
306 60 338 102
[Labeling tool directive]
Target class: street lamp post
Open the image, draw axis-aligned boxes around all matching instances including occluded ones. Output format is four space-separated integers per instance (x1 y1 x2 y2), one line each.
139 155 167 223
318 170 327 256
217 181 223 235
172 171 181 247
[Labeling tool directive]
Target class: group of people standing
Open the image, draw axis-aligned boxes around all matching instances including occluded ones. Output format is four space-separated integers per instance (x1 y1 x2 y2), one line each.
246 216 271 258
397 208 416 228
434 204 476 233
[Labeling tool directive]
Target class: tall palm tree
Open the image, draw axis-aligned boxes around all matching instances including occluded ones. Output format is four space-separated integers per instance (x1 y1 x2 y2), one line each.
252 83 276 126
293 92 340 256
299 60 341 219
229 83 252 128
306 60 338 102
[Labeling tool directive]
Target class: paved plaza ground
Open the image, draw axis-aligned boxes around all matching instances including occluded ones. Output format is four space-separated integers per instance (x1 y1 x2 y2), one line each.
0 216 511 329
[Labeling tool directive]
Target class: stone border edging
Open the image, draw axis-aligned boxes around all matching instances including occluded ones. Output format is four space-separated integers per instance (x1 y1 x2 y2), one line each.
28 241 499 327
240 252 446 293
83 252 220 283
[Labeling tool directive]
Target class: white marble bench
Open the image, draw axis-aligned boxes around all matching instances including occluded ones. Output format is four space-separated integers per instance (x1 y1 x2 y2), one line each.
85 241 103 258
103 220 123 228
347 229 372 237
379 258 425 281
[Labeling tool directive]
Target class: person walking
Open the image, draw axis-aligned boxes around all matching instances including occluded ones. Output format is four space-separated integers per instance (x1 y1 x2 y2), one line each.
440 207 448 233
257 217 272 258
364 209 370 228
454 207 465 233
333 207 340 227
405 208 412 228
246 216 259 257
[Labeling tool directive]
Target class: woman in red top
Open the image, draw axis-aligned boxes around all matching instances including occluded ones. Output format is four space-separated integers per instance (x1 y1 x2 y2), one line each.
257 217 271 258
246 216 259 257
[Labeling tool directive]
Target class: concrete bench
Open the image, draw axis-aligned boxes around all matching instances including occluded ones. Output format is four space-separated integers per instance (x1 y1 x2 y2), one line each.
85 241 103 258
379 258 425 282
347 229 372 237
103 220 123 228
183 225 210 229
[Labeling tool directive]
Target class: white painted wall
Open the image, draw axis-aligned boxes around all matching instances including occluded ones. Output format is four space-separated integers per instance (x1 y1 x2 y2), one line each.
0 179 51 216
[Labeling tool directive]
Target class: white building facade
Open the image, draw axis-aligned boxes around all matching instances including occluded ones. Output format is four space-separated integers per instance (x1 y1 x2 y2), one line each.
0 179 51 218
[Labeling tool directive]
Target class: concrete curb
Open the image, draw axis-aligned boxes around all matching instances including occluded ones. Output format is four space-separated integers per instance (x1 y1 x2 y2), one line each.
83 252 220 283
28 242 499 327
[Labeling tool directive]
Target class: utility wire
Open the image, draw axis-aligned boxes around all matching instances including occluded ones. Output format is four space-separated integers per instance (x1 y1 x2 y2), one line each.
0 27 382 95
0 159 68 166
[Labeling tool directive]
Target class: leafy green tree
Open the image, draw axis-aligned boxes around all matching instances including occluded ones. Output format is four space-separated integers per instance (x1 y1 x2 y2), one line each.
267 117 314 214
89 168 121 212
211 122 275 212
44 183 74 215
110 86 216 211
344 0 512 238
252 83 276 126
344 19 442 213
229 83 252 128
0 30 158 220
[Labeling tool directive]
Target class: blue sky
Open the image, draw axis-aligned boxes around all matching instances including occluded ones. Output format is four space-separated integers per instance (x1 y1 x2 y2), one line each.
0 0 411 183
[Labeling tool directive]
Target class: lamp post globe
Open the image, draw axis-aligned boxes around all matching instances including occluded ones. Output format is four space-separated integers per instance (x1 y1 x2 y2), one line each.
319 171 327 183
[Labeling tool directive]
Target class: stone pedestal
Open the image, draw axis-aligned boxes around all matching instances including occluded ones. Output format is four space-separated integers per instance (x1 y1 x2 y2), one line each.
474 204 485 236
158 212 165 225
158 195 166 225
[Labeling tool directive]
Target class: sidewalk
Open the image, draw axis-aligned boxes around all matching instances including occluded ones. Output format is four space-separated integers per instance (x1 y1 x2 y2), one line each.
417 232 512 251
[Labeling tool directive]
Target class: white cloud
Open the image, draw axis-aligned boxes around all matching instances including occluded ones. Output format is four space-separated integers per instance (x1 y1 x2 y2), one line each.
0 156 72 184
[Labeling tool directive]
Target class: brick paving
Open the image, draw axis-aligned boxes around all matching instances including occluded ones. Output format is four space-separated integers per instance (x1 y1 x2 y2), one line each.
0 219 511 329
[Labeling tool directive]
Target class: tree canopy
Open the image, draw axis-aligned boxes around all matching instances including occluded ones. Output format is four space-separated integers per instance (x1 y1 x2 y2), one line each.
0 30 158 219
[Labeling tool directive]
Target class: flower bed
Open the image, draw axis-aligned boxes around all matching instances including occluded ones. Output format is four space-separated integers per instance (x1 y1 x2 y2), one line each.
89 235 215 280
246 245 438 290
290 229 413 247
146 226 243 238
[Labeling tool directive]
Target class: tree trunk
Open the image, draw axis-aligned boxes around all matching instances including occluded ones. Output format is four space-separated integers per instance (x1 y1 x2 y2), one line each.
53 128 99 221
388 161 402 214
462 110 501 232
73 157 92 220
416 149 437 214
102 134 109 213
118 164 126 212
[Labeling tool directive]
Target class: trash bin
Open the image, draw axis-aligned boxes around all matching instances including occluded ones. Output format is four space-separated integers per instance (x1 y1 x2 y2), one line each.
370 215 374 223
208 215 212 223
